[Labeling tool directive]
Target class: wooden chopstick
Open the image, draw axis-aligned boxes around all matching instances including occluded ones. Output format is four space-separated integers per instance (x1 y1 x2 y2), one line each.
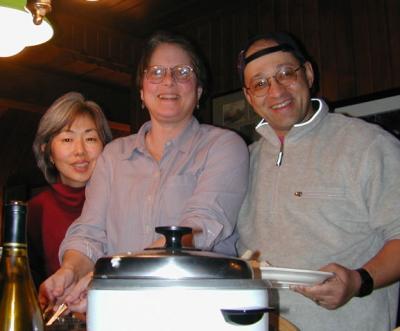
45 303 68 326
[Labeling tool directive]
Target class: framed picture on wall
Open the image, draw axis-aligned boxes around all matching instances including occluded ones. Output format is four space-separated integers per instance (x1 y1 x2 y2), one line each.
212 89 261 144
334 91 400 140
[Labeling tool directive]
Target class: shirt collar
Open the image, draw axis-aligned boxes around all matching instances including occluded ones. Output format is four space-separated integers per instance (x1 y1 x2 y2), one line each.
256 98 329 142
173 117 200 153
119 121 151 160
121 117 200 160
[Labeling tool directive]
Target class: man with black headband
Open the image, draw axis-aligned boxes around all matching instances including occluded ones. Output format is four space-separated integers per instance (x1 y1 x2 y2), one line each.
236 32 400 331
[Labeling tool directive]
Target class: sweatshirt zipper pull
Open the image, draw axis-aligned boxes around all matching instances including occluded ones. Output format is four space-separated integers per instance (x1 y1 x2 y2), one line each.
276 141 284 167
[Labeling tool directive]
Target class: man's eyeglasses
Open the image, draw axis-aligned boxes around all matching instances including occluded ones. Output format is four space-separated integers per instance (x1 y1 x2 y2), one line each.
245 65 304 97
144 65 194 84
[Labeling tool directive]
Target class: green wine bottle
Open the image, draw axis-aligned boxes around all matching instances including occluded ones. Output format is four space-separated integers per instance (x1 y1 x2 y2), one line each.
0 201 44 331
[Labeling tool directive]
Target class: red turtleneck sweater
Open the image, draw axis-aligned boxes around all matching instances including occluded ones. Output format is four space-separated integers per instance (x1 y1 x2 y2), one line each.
27 183 85 287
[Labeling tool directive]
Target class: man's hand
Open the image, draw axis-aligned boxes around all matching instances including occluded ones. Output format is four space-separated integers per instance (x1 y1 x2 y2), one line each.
291 263 361 309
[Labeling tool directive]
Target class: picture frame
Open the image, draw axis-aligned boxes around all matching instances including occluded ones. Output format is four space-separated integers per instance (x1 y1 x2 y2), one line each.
212 89 261 144
334 91 400 140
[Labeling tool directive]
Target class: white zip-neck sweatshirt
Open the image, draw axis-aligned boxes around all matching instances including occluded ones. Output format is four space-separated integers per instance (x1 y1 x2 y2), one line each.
238 98 400 331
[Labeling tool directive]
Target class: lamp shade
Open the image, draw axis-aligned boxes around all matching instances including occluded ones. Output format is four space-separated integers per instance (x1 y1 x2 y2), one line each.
0 0 53 57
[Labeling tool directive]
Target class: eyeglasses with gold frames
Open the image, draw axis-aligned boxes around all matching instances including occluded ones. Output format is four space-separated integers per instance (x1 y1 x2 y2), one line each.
245 65 304 97
144 65 195 84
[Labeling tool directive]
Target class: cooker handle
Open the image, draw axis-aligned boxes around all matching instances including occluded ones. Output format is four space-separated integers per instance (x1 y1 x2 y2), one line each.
221 307 274 326
155 226 192 249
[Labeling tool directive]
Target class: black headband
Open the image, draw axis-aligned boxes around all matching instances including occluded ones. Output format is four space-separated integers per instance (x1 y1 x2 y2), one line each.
244 44 295 66
237 43 297 85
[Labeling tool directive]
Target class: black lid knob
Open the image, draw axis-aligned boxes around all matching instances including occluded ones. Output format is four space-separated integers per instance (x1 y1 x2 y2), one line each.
155 226 192 249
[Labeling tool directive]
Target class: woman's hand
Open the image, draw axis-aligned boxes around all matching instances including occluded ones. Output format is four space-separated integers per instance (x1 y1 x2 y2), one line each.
39 250 95 313
39 266 77 310
147 237 166 249
64 271 93 314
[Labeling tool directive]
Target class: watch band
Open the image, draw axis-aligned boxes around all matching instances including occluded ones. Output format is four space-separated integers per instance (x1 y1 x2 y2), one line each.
355 268 374 297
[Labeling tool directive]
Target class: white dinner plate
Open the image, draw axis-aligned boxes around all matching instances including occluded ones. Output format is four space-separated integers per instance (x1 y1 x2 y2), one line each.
260 266 334 288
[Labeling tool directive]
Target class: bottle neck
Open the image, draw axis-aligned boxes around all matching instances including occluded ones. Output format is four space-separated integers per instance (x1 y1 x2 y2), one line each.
3 201 27 246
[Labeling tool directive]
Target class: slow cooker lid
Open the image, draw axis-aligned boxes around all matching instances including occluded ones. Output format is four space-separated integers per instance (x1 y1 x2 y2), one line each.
93 226 253 280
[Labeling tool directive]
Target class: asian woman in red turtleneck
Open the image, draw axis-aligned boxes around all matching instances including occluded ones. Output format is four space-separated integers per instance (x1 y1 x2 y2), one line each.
27 92 113 288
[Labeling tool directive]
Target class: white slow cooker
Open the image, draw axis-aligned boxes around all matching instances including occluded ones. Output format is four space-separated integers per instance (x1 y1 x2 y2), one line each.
87 226 271 331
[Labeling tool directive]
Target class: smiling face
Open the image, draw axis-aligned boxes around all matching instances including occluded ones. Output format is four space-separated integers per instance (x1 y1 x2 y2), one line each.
49 114 104 188
140 42 202 128
243 39 315 137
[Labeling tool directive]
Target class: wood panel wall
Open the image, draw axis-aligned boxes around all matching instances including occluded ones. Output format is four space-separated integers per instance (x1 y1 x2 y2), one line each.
1 0 399 212
161 0 400 123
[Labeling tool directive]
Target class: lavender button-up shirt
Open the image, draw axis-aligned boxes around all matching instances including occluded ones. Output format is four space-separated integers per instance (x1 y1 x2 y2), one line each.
59 117 249 262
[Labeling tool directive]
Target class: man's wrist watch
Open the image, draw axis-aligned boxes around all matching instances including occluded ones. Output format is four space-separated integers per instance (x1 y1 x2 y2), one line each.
355 268 374 297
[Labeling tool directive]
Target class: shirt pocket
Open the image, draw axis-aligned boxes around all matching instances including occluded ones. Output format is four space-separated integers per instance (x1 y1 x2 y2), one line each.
290 187 367 234
161 174 197 220
291 187 348 218
293 188 346 200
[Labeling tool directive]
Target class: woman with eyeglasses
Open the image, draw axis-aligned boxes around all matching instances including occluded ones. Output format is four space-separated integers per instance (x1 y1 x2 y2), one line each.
38 31 249 314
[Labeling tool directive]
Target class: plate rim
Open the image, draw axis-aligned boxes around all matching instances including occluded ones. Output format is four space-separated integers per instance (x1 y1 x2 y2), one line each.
260 266 334 277
260 266 334 286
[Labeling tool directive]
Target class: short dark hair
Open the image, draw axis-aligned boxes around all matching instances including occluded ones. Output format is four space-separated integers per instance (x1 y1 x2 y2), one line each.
237 31 311 85
136 30 208 94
